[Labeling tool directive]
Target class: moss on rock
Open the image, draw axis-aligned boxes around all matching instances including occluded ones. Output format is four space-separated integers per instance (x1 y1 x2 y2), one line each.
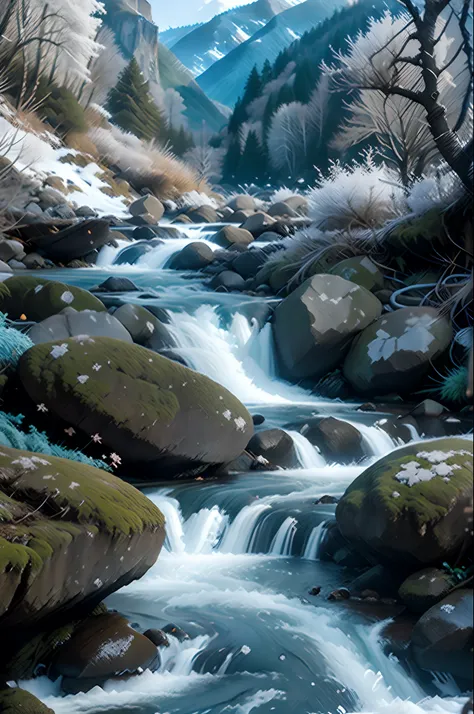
0 276 105 321
0 688 54 713
0 444 165 629
336 438 473 565
19 336 253 470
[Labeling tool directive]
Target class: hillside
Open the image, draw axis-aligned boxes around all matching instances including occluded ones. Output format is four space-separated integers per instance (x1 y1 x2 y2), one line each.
168 0 302 77
158 43 228 131
197 0 344 106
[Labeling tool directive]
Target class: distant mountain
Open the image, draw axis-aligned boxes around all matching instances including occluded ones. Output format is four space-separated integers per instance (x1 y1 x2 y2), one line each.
149 0 296 30
160 23 202 49
197 0 345 107
158 43 229 131
101 0 227 132
166 0 303 77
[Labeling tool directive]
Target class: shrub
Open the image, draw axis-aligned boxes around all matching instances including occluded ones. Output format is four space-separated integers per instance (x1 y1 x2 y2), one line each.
37 82 88 137
307 157 405 230
0 313 33 370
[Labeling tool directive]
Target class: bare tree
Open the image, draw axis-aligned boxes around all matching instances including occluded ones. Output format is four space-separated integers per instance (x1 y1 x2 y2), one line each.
268 102 310 175
330 2 473 190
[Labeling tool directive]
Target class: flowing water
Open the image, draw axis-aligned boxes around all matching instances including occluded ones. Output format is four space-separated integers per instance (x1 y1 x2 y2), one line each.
19 226 469 714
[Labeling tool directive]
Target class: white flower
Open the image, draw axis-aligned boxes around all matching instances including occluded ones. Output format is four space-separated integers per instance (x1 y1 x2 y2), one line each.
110 453 122 465
94 578 103 588
91 433 102 443
50 343 69 359
69 482 80 490
392 491 401 498
222 410 232 421
77 375 89 384
146 321 155 333
37 403 48 413
241 645 251 655
92 363 102 372
64 427 76 437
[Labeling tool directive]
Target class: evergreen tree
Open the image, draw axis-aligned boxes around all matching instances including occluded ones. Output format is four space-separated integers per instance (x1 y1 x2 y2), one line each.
294 60 315 104
242 65 262 108
238 130 267 184
276 83 295 109
228 97 247 135
107 57 162 141
164 124 195 156
222 136 242 182
261 58 273 86
262 93 277 137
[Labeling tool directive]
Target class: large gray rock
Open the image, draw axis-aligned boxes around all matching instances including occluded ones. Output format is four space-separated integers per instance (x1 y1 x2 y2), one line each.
399 567 455 613
411 589 473 681
186 205 218 223
343 307 453 395
330 256 384 293
284 195 308 214
129 195 164 222
28 309 133 344
168 242 215 270
301 417 364 464
113 303 175 351
210 270 246 292
0 238 26 262
273 274 382 380
227 195 256 211
0 259 12 273
232 249 267 279
336 438 473 566
214 225 254 248
93 277 139 292
268 201 298 218
247 428 298 469
51 613 159 694
18 337 254 471
242 212 276 236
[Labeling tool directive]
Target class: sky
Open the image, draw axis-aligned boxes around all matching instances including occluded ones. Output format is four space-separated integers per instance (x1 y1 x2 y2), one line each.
149 0 258 30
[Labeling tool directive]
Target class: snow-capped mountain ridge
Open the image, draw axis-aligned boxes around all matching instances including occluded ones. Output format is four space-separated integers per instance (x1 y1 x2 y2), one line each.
164 0 304 77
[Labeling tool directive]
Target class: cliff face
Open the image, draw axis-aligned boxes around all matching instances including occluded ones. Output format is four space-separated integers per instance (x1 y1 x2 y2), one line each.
103 0 160 83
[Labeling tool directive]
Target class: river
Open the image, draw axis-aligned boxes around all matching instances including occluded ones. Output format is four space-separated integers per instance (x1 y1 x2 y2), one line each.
19 225 469 714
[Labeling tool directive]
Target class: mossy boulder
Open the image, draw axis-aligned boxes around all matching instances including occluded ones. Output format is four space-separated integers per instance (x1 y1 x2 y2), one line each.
18 337 253 472
330 256 384 293
0 688 54 713
343 307 452 395
0 444 165 629
273 274 382 380
336 438 473 566
0 276 106 321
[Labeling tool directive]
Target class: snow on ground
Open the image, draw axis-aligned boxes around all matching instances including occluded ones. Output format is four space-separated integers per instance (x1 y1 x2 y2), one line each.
0 114 129 217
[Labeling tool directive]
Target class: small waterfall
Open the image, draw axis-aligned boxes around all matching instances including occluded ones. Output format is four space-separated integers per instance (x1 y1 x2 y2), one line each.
354 422 399 458
220 503 272 554
269 517 298 555
149 495 186 554
167 306 318 406
287 430 326 468
182 507 228 555
303 521 328 560
404 421 421 441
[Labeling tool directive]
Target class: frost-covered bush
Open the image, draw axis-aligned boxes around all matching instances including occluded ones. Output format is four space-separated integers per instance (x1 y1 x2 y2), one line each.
0 412 112 471
308 157 405 230
0 313 33 369
270 187 303 204
407 171 464 215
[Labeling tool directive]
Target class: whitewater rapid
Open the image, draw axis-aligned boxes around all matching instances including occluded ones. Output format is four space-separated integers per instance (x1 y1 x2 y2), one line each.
19 229 470 714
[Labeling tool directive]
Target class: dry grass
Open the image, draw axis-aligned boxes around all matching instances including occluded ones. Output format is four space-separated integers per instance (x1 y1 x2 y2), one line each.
89 125 208 200
65 132 99 158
